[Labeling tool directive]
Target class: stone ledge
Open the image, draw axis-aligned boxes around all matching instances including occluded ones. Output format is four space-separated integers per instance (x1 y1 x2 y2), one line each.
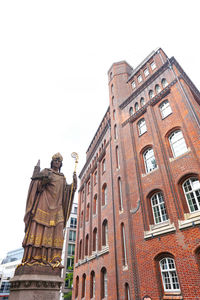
75 246 109 268
144 220 176 239
178 211 200 229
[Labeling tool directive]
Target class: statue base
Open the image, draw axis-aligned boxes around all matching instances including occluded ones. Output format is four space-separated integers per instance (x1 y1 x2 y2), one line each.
9 264 63 300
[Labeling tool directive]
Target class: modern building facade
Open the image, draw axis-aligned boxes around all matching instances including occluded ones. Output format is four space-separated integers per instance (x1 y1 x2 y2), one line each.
73 48 200 300
61 202 78 299
0 248 23 299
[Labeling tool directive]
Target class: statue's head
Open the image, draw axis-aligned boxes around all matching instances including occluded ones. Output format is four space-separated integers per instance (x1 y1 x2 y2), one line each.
51 153 63 172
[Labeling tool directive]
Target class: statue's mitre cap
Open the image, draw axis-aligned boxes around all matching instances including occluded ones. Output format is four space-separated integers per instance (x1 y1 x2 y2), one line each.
52 153 63 161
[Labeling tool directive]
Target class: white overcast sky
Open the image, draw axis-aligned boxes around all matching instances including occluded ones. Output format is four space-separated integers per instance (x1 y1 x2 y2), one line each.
0 0 199 259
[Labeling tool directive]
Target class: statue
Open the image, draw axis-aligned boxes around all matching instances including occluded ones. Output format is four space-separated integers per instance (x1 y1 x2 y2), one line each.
21 152 77 269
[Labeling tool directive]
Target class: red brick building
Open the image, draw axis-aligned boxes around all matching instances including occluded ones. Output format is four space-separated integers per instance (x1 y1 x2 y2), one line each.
72 48 200 300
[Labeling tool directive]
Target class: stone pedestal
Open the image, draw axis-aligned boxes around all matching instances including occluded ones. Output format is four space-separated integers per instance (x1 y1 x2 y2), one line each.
9 264 63 300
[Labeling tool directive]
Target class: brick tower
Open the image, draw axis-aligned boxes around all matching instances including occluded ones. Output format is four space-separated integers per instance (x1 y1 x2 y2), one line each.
73 48 200 300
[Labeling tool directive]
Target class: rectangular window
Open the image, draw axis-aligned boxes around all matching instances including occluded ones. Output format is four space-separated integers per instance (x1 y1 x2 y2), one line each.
131 81 136 89
70 217 77 228
68 244 75 255
150 61 156 70
137 75 142 83
67 257 74 269
69 230 76 242
144 68 149 77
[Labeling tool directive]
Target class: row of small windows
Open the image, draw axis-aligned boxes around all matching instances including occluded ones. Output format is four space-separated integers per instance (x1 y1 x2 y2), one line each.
75 255 183 298
130 78 168 115
79 220 108 259
75 268 108 299
131 61 157 89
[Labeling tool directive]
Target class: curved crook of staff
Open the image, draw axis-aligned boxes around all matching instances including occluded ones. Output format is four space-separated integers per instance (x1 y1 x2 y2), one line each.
66 152 79 221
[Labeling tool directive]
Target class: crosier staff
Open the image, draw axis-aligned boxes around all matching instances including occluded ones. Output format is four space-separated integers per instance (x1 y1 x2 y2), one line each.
66 152 79 221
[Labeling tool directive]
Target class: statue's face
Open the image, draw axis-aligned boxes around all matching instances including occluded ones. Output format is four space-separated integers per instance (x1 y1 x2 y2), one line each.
52 159 62 170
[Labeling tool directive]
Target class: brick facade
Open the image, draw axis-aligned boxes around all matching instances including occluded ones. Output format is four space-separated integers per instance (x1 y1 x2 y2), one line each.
72 48 200 300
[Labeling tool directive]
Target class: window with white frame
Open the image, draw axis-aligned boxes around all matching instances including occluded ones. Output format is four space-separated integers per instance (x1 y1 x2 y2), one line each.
169 130 187 158
150 61 156 70
161 78 168 88
68 243 75 256
138 75 142 83
155 84 161 94
182 177 200 213
144 68 149 77
140 97 145 107
138 118 147 135
131 81 136 89
160 258 180 292
69 230 76 242
149 90 154 99
151 192 168 224
160 100 172 119
143 148 157 173
70 217 77 228
67 257 74 269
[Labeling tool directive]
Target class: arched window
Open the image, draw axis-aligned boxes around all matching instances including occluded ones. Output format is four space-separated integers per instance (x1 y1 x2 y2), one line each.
138 118 147 135
86 203 90 222
131 81 136 89
94 170 97 185
149 90 154 99
182 177 200 212
118 177 123 211
160 258 180 292
93 228 97 252
80 211 83 228
101 267 108 299
143 148 157 173
111 83 114 94
93 194 97 215
116 146 120 169
114 124 118 139
125 283 131 300
135 102 139 112
102 219 108 247
121 223 128 266
82 274 86 298
169 130 187 158
151 192 168 224
113 110 116 120
160 100 172 119
161 78 168 88
140 97 145 107
155 84 161 94
102 158 106 173
112 96 114 106
75 276 79 298
87 181 90 194
79 240 82 259
90 271 95 299
102 184 107 206
129 107 133 116
85 234 89 256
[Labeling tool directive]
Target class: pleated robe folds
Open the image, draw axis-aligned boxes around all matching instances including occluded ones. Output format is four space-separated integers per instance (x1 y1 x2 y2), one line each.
22 168 74 267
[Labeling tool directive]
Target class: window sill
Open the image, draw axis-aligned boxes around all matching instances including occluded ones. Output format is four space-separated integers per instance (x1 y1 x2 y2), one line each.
142 167 158 177
144 220 176 239
162 292 182 300
169 148 191 162
178 211 200 230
